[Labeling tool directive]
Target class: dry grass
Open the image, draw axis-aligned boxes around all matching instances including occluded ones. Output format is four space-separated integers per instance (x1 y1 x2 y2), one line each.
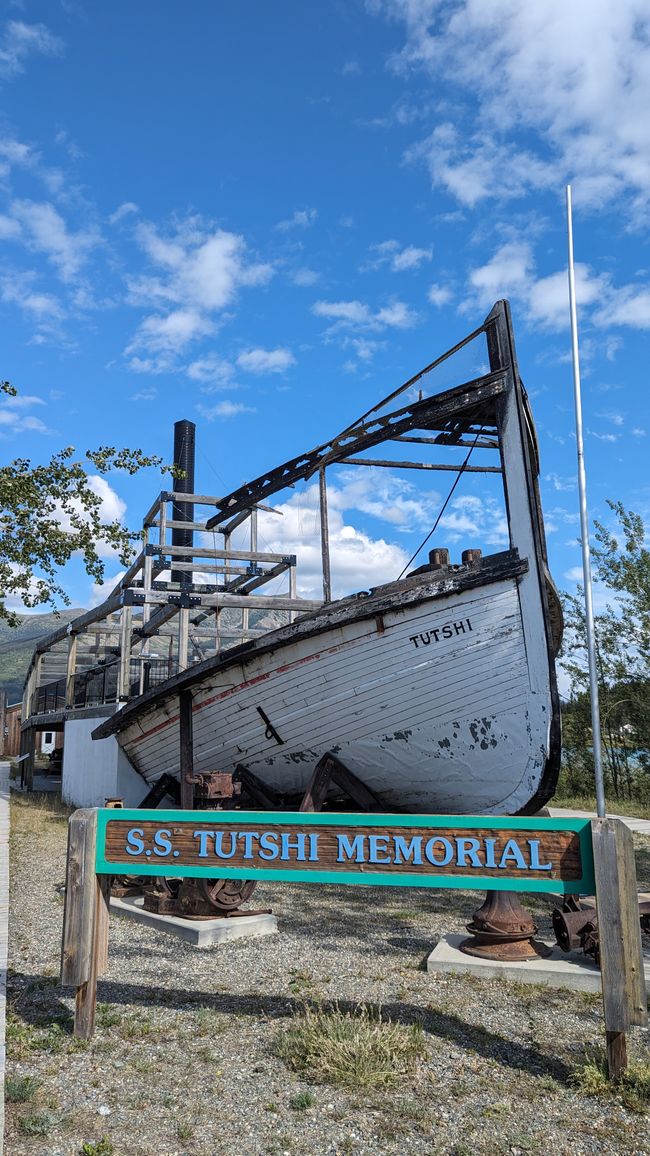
275 1002 427 1090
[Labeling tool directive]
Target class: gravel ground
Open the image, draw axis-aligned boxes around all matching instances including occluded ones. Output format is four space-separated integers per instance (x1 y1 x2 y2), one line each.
4 792 650 1156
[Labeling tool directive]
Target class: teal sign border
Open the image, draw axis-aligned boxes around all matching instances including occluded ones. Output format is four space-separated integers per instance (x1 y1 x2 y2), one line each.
96 810 595 896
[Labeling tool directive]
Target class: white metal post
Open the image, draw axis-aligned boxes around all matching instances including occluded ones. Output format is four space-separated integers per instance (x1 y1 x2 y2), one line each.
566 184 606 818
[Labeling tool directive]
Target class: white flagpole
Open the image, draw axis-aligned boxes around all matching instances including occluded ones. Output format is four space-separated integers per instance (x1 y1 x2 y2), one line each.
566 184 606 818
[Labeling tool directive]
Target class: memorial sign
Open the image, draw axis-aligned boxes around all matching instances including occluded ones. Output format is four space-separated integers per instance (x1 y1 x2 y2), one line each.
62 807 646 1082
96 810 595 895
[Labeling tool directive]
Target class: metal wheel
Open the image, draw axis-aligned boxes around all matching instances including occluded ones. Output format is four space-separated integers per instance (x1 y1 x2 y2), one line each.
198 877 257 912
155 877 182 899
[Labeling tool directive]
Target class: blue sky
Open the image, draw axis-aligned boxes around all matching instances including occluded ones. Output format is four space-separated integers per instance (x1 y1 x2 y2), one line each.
1 0 649 628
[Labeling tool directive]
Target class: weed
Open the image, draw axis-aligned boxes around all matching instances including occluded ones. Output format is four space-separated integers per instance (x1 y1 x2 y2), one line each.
506 1133 538 1152
289 1091 316 1111
574 1047 650 1112
6 1015 66 1058
275 1002 427 1090
120 1013 152 1039
5 1074 38 1102
18 1109 63 1136
96 1004 121 1029
288 968 315 994
482 1100 511 1118
579 990 601 1009
176 1121 194 1141
81 1139 114 1156
194 1007 225 1037
265 1101 279 1113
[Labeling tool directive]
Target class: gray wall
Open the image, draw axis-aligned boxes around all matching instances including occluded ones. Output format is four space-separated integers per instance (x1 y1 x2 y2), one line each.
62 714 144 808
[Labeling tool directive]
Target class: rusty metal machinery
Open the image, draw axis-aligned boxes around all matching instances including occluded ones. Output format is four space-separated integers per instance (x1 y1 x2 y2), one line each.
110 770 260 918
141 770 259 919
460 890 552 961
552 895 650 966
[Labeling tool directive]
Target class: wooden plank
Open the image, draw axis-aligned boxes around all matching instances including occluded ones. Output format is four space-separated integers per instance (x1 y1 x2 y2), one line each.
96 875 111 977
178 607 190 672
24 727 35 793
103 817 585 882
74 873 109 1040
319 469 331 604
65 634 77 709
327 754 385 812
179 689 194 810
592 818 647 1078
606 1031 628 1082
235 764 281 809
61 810 98 986
149 544 296 563
340 457 502 473
299 756 332 813
139 591 322 612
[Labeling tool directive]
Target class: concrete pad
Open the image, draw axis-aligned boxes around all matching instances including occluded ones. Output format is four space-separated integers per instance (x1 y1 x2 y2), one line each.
110 895 278 948
427 933 650 993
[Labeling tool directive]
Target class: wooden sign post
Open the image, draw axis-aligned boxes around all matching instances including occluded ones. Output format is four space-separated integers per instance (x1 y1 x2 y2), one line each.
61 809 646 1077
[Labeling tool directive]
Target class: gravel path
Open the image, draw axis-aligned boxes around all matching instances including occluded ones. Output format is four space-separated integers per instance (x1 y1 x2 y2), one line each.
4 793 650 1156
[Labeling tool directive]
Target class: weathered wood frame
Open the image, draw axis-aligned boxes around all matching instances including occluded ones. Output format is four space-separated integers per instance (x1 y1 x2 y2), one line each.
61 808 646 1079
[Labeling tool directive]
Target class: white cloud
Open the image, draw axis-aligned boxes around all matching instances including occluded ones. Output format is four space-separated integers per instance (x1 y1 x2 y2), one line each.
50 476 127 561
376 301 418 327
373 0 650 214
276 208 318 231
292 267 319 287
365 239 433 272
465 240 622 331
127 308 213 357
313 297 418 331
256 481 411 599
89 570 126 608
10 199 99 281
632 428 646 437
313 299 372 325
130 387 157 402
0 391 50 434
545 473 575 493
438 494 509 549
126 218 274 361
596 288 650 329
428 283 452 307
197 400 256 420
564 566 584 584
109 201 139 225
407 125 556 208
0 135 36 175
1 272 64 321
0 20 63 81
185 353 235 388
236 347 296 375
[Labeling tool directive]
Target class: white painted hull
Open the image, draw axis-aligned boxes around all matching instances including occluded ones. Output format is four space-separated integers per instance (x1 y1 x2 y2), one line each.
112 572 555 815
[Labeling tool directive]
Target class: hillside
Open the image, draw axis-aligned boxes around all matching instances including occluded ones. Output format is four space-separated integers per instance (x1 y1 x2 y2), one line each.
0 609 84 704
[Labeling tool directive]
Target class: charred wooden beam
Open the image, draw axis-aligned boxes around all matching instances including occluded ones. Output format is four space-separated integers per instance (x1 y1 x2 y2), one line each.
206 372 506 528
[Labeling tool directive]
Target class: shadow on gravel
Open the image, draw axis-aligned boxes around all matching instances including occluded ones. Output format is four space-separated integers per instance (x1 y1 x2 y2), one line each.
9 969 572 1085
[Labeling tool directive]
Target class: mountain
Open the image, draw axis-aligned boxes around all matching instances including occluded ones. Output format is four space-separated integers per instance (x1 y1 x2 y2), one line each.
0 610 84 704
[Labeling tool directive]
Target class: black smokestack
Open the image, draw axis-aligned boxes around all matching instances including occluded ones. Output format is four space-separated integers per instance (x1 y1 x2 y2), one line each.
171 419 195 588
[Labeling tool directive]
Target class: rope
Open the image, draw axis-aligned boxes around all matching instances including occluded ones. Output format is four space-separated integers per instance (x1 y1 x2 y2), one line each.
396 427 485 581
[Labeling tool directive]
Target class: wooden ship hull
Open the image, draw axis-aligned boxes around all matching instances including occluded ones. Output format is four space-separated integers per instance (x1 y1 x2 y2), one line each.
94 301 562 816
